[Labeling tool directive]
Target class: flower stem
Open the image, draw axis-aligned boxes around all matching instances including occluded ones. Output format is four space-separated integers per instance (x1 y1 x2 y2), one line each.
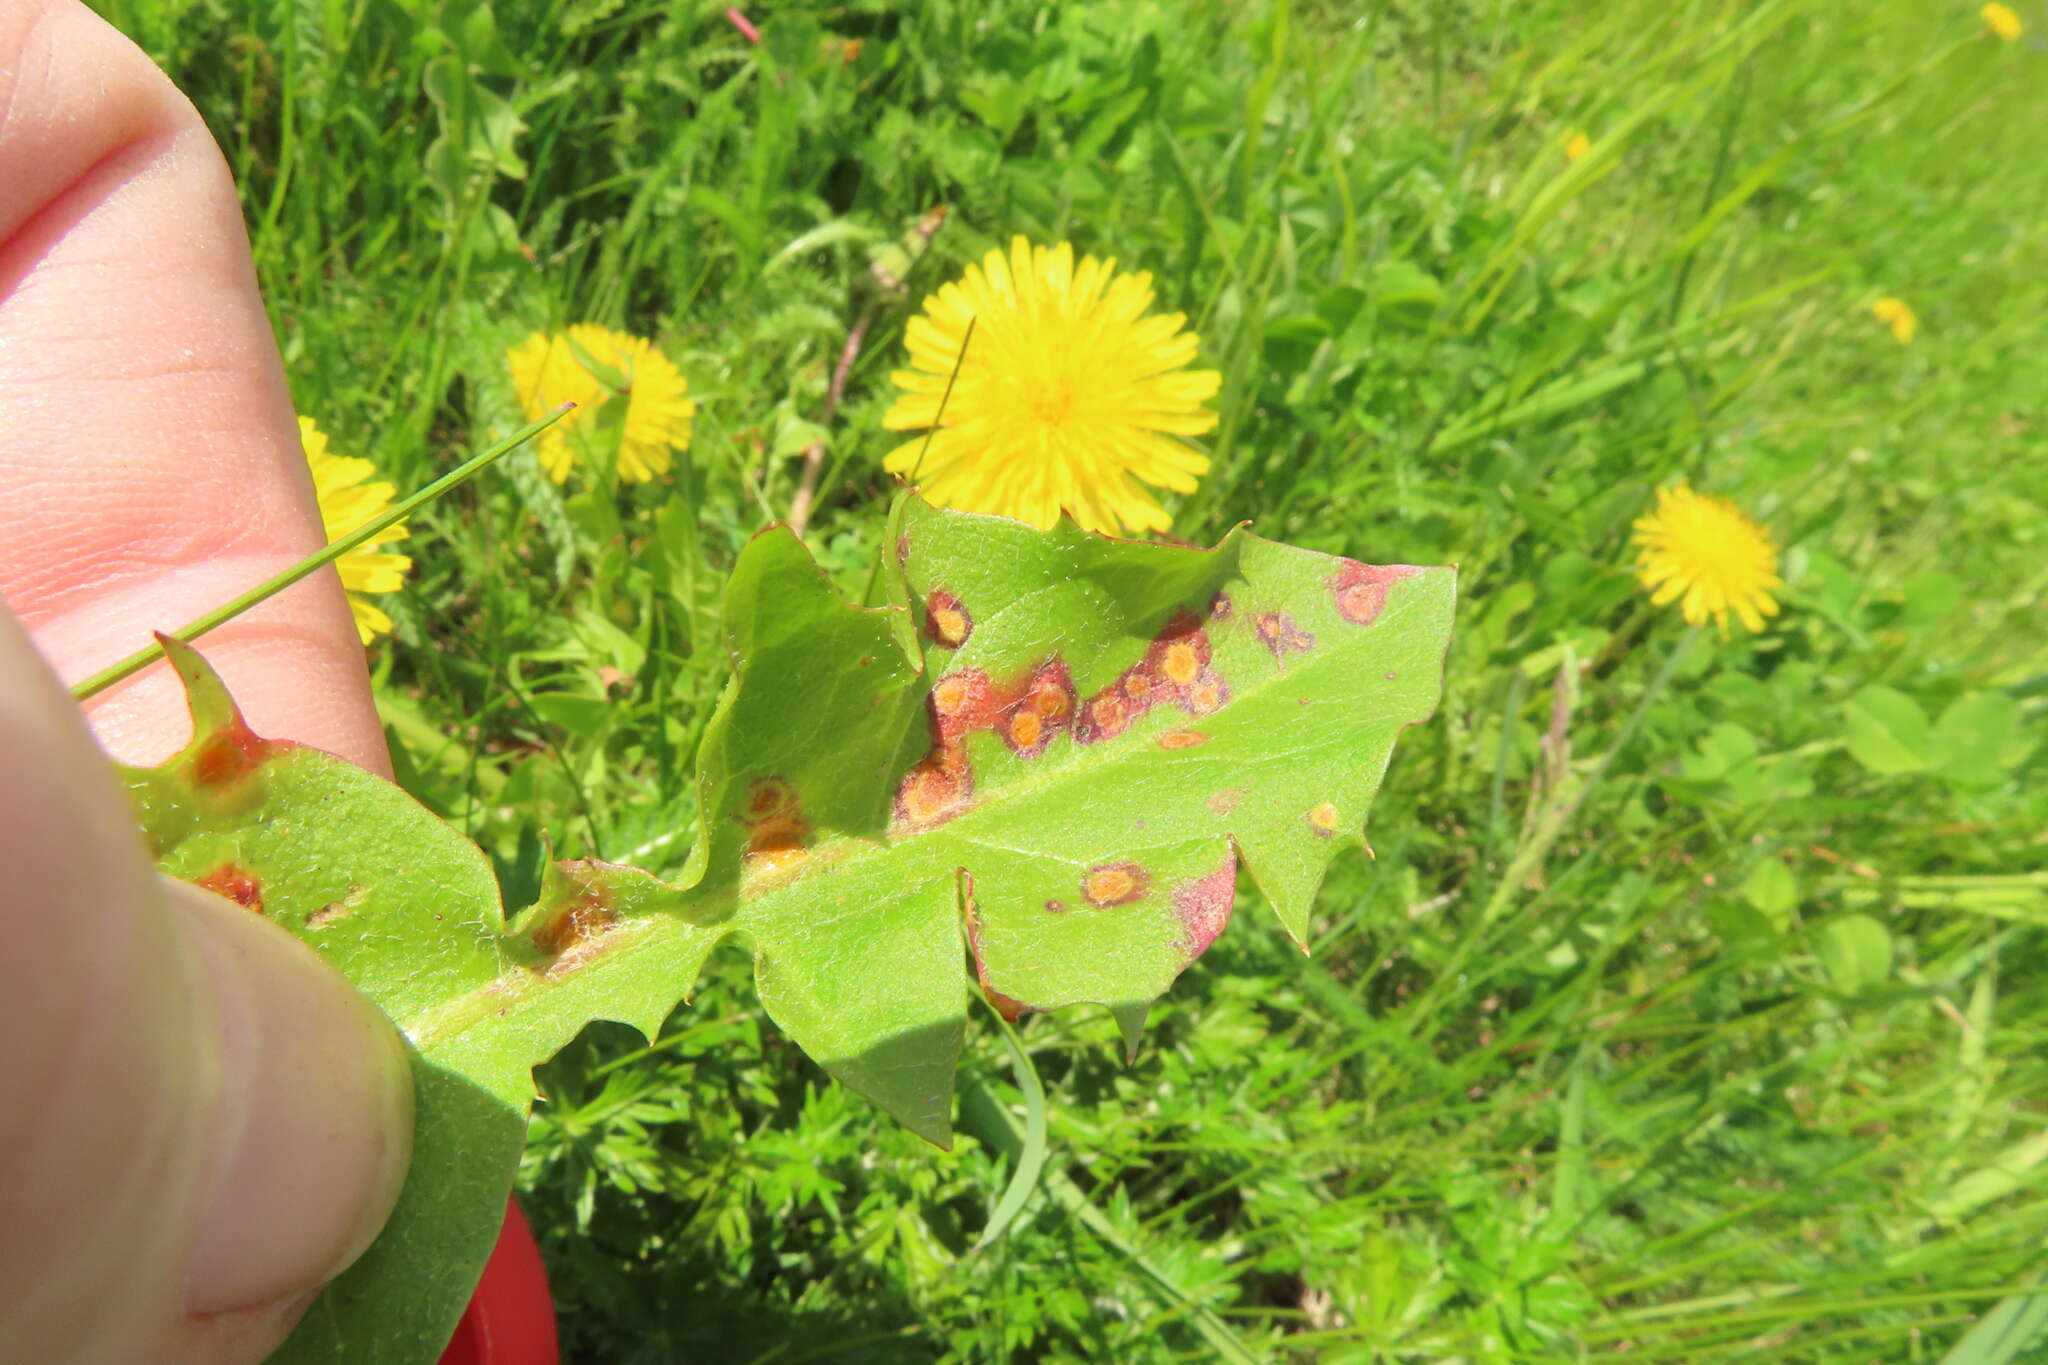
69 405 573 703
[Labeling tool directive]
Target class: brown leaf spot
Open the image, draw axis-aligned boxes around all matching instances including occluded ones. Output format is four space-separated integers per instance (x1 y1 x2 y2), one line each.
1331 561 1420 627
195 862 263 913
1209 591 1234 620
924 589 973 649
1082 861 1150 908
1044 898 1067 913
1173 848 1238 963
1157 728 1209 750
930 667 994 742
1308 802 1343 836
1208 788 1246 817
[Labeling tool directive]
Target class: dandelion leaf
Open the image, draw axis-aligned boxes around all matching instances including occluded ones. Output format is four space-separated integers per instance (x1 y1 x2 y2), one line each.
118 500 1453 1362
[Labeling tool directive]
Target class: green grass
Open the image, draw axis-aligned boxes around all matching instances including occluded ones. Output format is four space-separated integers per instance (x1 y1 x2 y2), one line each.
94 0 2048 1359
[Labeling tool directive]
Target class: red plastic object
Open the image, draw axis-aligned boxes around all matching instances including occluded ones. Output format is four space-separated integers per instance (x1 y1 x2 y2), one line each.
438 1197 559 1365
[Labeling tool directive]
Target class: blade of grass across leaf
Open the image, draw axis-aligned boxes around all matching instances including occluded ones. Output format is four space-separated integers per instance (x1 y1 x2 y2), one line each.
973 1007 1049 1252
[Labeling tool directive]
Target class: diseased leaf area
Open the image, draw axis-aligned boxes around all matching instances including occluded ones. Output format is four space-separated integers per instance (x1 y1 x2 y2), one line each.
118 504 1453 1361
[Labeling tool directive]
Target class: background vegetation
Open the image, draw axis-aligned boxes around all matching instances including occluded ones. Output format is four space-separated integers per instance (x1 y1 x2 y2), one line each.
94 0 2048 1358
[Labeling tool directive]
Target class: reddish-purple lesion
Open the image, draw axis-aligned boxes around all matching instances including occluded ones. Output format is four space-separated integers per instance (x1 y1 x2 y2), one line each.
1330 560 1419 627
1254 611 1314 660
962 872 1031 1021
1172 847 1238 964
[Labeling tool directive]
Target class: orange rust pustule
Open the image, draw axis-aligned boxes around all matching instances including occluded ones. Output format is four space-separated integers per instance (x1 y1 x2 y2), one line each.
1081 861 1150 908
1330 561 1420 627
1173 849 1238 964
1157 729 1209 750
924 588 973 649
532 886 618 959
190 716 272 787
1074 690 1134 744
999 660 1074 758
929 667 995 744
1307 802 1343 837
195 862 264 913
893 755 973 830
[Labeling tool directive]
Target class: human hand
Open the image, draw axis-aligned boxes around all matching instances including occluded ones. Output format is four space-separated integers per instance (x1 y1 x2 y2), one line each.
0 3 412 1360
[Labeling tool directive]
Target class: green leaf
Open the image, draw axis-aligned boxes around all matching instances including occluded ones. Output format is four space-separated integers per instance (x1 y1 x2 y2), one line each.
1813 913 1893 994
1842 684 1934 775
121 501 1454 1360
1932 691 2028 788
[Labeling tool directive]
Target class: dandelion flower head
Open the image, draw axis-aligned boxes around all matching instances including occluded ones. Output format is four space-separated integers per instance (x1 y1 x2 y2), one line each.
1632 483 1782 636
506 324 695 484
1564 129 1591 162
882 237 1222 537
300 415 412 644
1871 296 1917 344
1982 3 2023 40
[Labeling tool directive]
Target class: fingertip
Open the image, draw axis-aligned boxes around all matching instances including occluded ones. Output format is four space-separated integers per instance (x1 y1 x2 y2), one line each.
169 876 414 1318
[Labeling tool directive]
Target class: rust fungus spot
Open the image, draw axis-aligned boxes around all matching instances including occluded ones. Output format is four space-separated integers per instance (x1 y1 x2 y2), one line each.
930 667 994 741
1122 666 1163 709
893 756 972 830
1255 612 1315 660
1331 561 1419 627
1145 609 1212 690
1208 788 1247 817
1182 670 1229 716
191 717 270 787
532 885 618 962
195 862 263 913
1044 898 1067 914
1082 861 1150 908
1209 591 1234 620
306 898 356 930
745 812 810 874
1007 708 1044 751
1308 802 1343 837
1000 660 1073 757
1174 849 1238 964
1157 728 1209 750
1075 690 1132 744
741 776 797 823
924 589 973 649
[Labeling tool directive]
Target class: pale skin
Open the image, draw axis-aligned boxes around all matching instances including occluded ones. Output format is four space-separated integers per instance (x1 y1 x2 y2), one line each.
0 3 413 1361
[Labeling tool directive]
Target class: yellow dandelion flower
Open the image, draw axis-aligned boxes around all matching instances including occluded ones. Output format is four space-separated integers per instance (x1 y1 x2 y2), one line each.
882 237 1222 536
1564 129 1592 162
1982 2 2023 40
1870 296 1917 344
300 415 412 645
1631 483 1783 637
506 324 695 484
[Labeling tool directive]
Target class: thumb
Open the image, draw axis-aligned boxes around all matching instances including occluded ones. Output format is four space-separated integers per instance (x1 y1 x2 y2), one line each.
0 605 412 1365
